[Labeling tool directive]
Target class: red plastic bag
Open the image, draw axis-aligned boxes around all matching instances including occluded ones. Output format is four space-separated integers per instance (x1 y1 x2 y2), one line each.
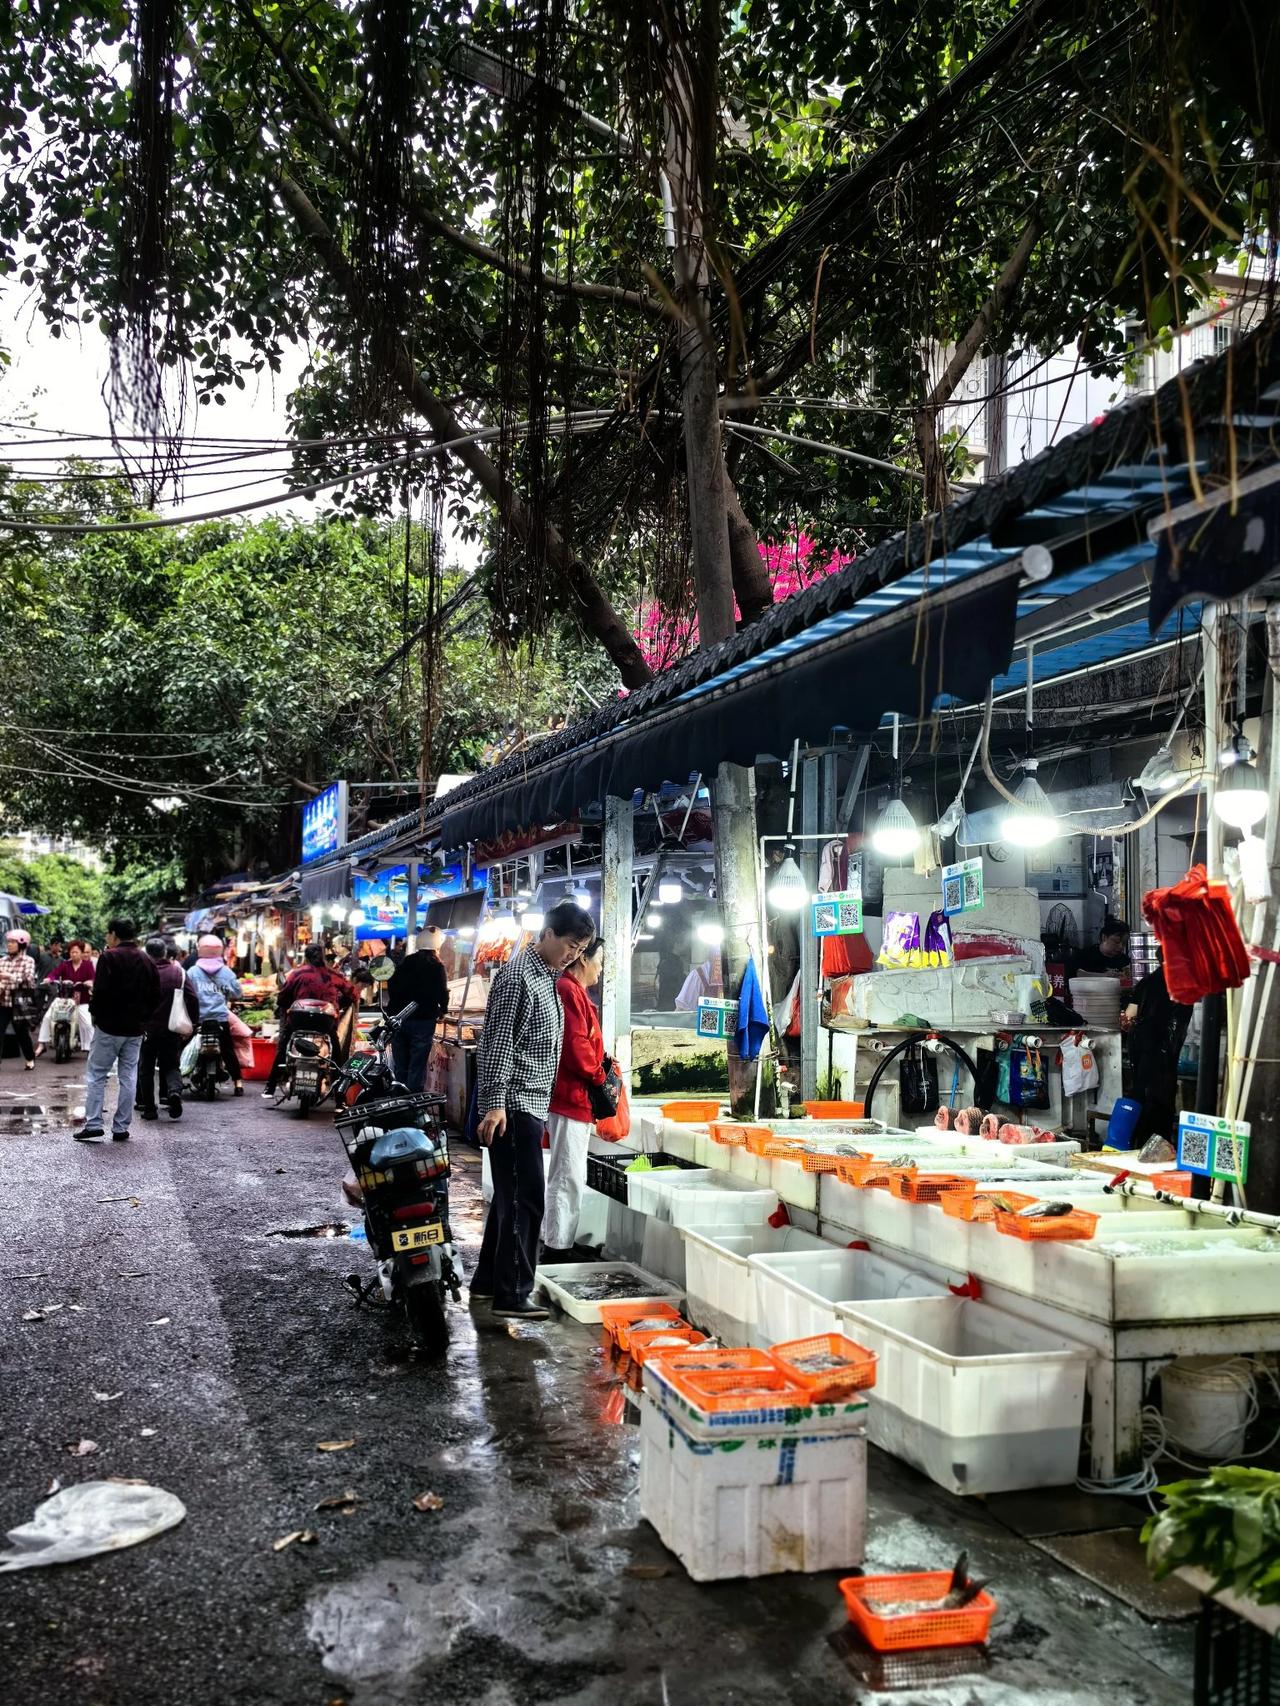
595 1082 631 1142
1143 865 1251 1004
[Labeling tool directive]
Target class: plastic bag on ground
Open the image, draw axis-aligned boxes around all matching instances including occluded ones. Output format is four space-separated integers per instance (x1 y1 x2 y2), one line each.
0 1480 186 1572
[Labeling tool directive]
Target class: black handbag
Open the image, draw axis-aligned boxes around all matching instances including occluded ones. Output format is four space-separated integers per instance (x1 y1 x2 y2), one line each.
588 1057 623 1121
10 987 37 1023
898 1043 939 1116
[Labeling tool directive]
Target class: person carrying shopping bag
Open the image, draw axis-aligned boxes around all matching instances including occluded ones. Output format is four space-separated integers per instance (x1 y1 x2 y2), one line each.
137 936 199 1121
541 938 610 1261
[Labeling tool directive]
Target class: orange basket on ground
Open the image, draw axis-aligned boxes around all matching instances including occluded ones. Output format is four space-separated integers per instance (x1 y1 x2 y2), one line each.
940 1183 1003 1222
707 1120 748 1146
992 1193 1099 1241
661 1099 721 1123
597 1299 685 1350
769 1333 877 1399
662 1365 811 1414
803 1100 865 1119
629 1325 709 1366
839 1573 997 1652
744 1128 807 1159
887 1171 971 1206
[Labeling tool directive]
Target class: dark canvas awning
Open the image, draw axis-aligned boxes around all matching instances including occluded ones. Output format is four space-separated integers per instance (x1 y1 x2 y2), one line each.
428 317 1280 849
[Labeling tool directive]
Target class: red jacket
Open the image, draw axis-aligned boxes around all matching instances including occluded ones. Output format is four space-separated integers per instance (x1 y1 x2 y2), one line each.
549 974 606 1122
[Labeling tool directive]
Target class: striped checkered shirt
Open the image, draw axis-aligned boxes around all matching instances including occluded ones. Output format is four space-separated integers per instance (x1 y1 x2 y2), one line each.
0 952 36 1006
476 947 564 1121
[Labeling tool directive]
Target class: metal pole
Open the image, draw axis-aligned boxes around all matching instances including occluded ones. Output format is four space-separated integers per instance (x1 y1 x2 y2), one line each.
799 755 820 1103
1203 602 1221 875
601 795 634 1076
405 858 419 954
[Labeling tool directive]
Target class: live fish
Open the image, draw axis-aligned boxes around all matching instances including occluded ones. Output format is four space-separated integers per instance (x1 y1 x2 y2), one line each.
1015 1200 1073 1219
882 1551 989 1617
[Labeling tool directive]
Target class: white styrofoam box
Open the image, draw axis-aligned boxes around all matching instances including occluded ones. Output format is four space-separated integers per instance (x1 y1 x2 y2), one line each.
884 870 1043 956
839 955 1034 1027
915 1126 1083 1166
534 1261 682 1323
839 1295 1091 1494
638 1393 867 1581
643 1359 869 1440
681 1224 829 1340
751 1246 948 1346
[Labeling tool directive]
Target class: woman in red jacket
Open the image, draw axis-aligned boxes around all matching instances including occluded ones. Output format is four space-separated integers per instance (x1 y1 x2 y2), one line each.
543 937 607 1260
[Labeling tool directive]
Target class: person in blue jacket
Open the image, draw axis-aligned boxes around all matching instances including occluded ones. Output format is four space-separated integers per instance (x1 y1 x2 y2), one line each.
189 933 245 1095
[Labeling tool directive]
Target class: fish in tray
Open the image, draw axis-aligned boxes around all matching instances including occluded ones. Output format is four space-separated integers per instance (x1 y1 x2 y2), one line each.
787 1350 858 1374
556 1273 669 1301
1014 1200 1073 1219
881 1553 989 1618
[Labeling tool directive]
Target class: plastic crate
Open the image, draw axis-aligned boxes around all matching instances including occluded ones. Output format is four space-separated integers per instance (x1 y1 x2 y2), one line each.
744 1127 807 1159
585 1149 638 1203
940 1185 1002 1223
832 1154 879 1187
840 1573 997 1652
707 1120 749 1147
597 1298 684 1349
629 1324 708 1365
1194 1596 1280 1706
803 1100 865 1119
887 1171 971 1206
769 1332 877 1399
836 1295 1090 1494
992 1194 1099 1241
750 1246 948 1345
661 1099 721 1122
680 1224 831 1342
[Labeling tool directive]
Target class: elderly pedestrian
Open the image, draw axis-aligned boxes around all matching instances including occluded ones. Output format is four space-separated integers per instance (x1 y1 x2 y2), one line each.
137 936 199 1121
542 937 607 1261
73 919 160 1142
188 933 245 1095
470 900 595 1320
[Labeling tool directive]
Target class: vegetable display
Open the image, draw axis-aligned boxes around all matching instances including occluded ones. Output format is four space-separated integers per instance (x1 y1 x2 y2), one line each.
1143 1468 1280 1605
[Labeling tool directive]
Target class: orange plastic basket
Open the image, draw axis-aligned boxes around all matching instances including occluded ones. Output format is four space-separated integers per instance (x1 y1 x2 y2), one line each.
800 1146 861 1174
629 1325 708 1366
992 1194 1099 1241
839 1573 997 1652
707 1120 748 1146
665 1365 811 1414
744 1127 807 1159
769 1333 877 1399
833 1154 891 1188
939 1183 1003 1222
648 1346 775 1378
803 1100 865 1119
887 1171 971 1205
597 1299 685 1350
661 1099 721 1123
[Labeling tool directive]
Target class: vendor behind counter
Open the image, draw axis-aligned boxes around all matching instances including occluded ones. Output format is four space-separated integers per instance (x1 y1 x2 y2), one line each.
1071 916 1131 977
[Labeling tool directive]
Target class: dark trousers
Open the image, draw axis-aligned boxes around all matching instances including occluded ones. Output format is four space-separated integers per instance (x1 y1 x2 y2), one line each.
0 1007 34 1063
473 1111 546 1307
138 1030 183 1112
392 1016 436 1093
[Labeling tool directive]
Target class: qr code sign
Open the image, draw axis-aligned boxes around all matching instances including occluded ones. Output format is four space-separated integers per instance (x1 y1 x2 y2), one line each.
1215 1133 1245 1178
1179 1126 1211 1172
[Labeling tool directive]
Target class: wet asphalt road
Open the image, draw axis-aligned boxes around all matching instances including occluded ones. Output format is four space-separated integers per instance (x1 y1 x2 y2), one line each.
1 1060 1196 1705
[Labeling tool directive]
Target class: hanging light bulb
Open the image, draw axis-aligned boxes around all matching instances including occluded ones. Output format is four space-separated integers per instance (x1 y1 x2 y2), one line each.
999 644 1061 848
348 907 367 928
657 877 683 905
519 909 544 933
1000 761 1061 847
495 909 521 942
476 914 502 944
646 910 663 929
767 850 808 911
697 920 725 945
457 925 476 940
1215 732 1268 831
870 713 920 858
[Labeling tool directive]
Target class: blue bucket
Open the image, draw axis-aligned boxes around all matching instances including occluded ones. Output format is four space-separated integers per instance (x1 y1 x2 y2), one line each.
1107 1096 1143 1150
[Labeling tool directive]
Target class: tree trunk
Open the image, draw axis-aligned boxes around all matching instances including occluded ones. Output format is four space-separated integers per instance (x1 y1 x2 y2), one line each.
726 475 773 625
913 210 1041 511
271 172 651 689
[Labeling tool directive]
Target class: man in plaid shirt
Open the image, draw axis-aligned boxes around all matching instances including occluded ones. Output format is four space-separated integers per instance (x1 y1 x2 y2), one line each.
472 899 595 1319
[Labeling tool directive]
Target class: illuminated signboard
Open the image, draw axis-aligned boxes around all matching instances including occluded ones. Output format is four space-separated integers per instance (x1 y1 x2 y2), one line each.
352 863 466 940
301 782 349 865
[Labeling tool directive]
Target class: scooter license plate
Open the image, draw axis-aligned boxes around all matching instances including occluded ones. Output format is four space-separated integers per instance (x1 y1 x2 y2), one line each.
391 1222 444 1252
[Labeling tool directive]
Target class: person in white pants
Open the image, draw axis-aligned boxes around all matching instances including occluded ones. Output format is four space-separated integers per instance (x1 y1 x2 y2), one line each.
543 938 607 1261
35 940 95 1055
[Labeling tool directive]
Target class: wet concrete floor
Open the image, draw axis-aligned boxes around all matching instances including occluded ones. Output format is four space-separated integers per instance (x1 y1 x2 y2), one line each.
0 1061 1196 1703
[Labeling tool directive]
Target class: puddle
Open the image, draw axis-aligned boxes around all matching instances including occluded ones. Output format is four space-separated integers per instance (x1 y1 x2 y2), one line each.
308 1559 508 1682
269 1222 353 1239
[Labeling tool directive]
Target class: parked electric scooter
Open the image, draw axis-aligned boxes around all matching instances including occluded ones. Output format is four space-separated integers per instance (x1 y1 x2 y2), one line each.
331 1002 459 1357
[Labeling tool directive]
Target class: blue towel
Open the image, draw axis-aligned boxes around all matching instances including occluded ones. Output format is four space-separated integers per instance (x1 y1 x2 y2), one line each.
735 956 770 1062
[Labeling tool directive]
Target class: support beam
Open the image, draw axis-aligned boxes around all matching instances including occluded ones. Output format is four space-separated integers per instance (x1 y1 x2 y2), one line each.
799 756 820 1104
405 858 419 953
601 795 634 1077
713 762 762 1115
